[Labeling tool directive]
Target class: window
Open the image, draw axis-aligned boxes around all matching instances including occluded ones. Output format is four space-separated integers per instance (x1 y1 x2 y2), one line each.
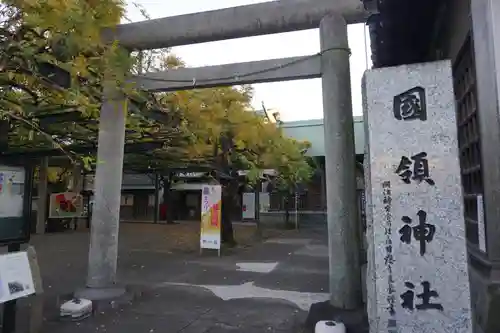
121 195 134 206
453 34 483 248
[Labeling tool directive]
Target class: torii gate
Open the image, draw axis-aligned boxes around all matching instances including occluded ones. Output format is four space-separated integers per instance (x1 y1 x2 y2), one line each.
84 0 374 309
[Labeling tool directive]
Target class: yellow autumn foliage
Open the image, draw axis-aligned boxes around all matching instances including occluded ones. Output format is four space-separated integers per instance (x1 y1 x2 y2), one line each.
1 0 313 188
157 81 312 187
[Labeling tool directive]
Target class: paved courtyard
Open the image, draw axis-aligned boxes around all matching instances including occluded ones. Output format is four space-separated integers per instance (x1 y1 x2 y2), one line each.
9 223 332 333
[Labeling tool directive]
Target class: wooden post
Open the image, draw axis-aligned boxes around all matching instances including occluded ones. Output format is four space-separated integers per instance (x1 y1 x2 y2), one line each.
153 173 160 224
36 158 48 234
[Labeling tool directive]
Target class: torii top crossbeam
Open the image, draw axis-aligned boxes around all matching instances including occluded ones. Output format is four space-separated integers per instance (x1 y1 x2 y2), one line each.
103 0 370 50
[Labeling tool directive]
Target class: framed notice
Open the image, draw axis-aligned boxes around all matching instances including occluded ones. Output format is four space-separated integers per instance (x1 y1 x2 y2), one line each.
0 251 35 303
242 193 255 220
0 164 32 246
200 185 222 253
0 167 25 218
49 192 84 218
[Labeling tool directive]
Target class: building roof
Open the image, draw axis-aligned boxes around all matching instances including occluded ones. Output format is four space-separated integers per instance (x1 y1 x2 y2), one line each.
367 0 445 68
281 116 364 156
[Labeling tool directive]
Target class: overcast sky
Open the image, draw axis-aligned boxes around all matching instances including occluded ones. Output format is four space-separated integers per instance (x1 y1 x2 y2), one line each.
125 0 372 121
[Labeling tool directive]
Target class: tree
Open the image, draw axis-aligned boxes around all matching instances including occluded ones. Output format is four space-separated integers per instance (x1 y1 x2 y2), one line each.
157 78 313 242
231 109 313 230
0 0 192 180
0 0 126 170
0 1 181 291
0 0 128 116
2 0 314 246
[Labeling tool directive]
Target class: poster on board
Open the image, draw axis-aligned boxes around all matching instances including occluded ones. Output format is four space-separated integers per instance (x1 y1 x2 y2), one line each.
0 166 25 219
200 185 222 251
0 251 35 303
49 192 84 218
0 165 30 245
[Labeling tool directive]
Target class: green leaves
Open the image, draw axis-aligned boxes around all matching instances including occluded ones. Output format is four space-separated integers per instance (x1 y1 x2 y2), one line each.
0 0 132 159
0 0 314 189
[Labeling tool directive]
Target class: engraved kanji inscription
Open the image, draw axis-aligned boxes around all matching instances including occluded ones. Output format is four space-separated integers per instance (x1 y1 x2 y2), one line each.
400 281 444 311
399 210 436 256
395 152 435 185
393 86 427 121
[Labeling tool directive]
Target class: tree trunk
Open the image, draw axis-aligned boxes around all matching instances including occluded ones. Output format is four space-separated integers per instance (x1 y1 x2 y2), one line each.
221 180 236 246
162 172 175 224
254 180 262 236
153 173 160 224
284 192 293 229
255 180 261 223
0 119 9 152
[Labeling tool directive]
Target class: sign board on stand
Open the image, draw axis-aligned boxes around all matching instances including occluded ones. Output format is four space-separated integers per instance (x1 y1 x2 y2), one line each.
0 251 35 304
49 192 84 218
362 61 473 333
200 185 222 256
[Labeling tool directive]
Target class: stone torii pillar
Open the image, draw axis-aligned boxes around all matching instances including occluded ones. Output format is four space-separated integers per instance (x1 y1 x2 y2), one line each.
78 85 127 299
320 13 362 310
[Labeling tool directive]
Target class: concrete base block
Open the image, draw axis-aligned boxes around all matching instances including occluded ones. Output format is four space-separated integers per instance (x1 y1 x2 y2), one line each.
74 287 127 301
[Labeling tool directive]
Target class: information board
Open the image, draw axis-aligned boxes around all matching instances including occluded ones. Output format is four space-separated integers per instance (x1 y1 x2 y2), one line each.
0 251 35 303
0 165 30 245
0 166 25 218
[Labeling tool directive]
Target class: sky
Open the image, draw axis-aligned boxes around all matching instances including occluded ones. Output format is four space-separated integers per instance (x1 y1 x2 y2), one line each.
124 0 372 121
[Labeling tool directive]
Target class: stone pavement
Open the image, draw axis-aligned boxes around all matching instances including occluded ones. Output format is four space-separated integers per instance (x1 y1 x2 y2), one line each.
10 224 333 333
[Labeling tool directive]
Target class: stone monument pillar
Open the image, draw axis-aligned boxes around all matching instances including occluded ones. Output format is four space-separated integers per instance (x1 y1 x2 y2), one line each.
362 60 473 333
81 84 127 299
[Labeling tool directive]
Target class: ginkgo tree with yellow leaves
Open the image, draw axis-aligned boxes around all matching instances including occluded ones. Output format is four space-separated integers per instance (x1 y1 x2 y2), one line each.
1 0 313 188
0 0 181 169
157 76 313 243
1 0 314 246
0 0 129 118
1 0 313 196
153 55 313 187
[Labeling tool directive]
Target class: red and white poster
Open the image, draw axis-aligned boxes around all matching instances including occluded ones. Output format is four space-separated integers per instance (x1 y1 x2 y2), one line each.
200 185 222 250
49 192 83 218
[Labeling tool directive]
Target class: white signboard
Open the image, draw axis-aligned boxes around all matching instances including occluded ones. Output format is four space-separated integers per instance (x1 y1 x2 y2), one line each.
242 193 255 220
0 166 25 218
260 193 270 213
177 172 206 178
0 252 35 303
